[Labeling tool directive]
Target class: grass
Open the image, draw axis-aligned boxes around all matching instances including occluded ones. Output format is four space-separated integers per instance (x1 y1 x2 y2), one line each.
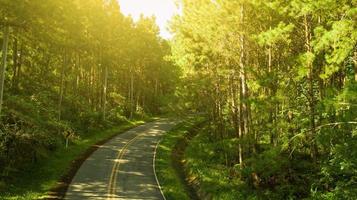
0 119 146 200
184 127 245 200
155 117 204 200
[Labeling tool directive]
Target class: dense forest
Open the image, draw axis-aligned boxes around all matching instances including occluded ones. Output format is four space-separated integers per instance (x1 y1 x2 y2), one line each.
0 0 178 187
1 0 357 199
171 0 357 199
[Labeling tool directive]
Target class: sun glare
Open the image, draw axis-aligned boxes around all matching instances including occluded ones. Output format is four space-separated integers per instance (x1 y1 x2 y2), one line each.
117 0 179 39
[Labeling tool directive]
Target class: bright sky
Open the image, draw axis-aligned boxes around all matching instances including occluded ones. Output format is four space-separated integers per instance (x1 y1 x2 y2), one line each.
117 0 179 39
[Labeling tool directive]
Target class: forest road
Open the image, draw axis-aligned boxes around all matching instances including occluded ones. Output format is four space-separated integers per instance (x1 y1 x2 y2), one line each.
65 120 176 200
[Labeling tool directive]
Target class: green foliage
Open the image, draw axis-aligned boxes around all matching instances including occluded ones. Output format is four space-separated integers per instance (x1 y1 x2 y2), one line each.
312 127 357 200
156 117 205 200
184 126 322 200
170 0 357 199
184 127 245 200
255 22 294 47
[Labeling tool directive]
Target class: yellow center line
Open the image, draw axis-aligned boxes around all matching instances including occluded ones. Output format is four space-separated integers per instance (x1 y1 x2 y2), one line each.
107 133 142 200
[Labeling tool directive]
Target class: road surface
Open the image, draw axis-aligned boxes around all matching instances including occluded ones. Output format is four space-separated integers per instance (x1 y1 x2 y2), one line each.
65 120 176 200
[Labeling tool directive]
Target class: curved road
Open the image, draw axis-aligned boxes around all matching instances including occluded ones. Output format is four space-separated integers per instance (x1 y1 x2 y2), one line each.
65 120 176 200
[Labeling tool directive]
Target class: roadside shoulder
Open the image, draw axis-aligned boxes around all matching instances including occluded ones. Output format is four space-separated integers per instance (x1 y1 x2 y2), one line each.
155 117 205 200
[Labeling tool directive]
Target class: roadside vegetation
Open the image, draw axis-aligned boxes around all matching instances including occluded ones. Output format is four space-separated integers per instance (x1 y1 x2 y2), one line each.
170 0 357 199
155 117 204 200
1 119 145 200
185 125 318 199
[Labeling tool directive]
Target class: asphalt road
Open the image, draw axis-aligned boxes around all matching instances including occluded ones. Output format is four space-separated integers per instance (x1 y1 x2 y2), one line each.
65 120 176 200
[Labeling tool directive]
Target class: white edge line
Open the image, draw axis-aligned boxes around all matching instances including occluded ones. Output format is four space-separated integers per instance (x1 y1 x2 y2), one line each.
153 138 167 200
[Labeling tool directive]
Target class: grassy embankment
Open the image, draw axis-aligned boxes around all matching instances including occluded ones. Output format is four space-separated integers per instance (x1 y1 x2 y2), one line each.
184 126 246 200
158 120 318 200
155 117 204 200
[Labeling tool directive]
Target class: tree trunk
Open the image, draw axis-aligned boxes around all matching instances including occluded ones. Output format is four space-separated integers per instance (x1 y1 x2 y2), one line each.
16 41 23 88
129 68 134 119
268 24 277 146
304 15 318 160
75 52 81 92
136 90 140 113
90 63 95 108
155 78 158 112
97 60 102 111
103 65 108 120
230 74 239 137
353 50 357 82
238 4 247 165
12 33 18 89
0 26 10 117
58 51 66 121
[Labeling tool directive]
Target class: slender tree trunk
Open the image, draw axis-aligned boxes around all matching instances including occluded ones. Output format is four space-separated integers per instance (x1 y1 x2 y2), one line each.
12 33 18 89
129 67 134 119
87 64 91 104
75 52 81 92
16 42 23 87
353 50 357 82
230 74 239 137
97 58 102 111
90 63 95 108
155 78 158 112
304 15 318 160
103 65 108 120
0 26 10 117
136 90 140 113
58 51 66 121
237 4 247 165
238 88 243 165
216 79 224 139
241 8 248 138
267 23 277 146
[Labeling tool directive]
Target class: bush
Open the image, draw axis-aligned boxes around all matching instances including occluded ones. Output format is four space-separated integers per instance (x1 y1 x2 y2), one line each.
0 122 58 179
77 111 105 133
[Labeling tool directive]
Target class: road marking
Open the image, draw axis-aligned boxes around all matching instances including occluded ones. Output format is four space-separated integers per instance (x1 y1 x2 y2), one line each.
107 133 142 200
153 139 167 200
